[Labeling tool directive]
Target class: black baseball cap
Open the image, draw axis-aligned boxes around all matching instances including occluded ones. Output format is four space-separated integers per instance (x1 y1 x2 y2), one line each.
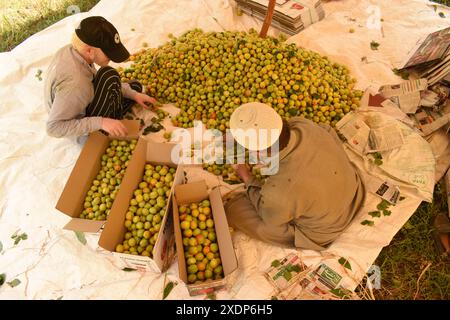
75 16 130 63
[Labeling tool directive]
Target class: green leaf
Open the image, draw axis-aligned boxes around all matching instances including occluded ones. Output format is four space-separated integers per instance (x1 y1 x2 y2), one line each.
122 268 137 272
377 200 390 211
288 264 301 273
271 296 278 300
392 68 410 80
439 12 445 18
0 241 3 252
206 292 217 300
57 296 63 300
370 41 380 50
361 220 375 226
374 158 383 166
163 281 175 300
223 179 242 185
271 260 281 268
330 288 352 299
338 257 352 270
369 210 381 218
288 108 299 116
7 279 21 288
382 209 392 216
373 152 382 160
139 119 145 127
0 273 5 286
12 232 27 245
282 270 292 281
143 122 164 135
74 231 87 245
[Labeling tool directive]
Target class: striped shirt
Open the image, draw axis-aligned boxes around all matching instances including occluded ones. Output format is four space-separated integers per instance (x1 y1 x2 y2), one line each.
44 45 135 138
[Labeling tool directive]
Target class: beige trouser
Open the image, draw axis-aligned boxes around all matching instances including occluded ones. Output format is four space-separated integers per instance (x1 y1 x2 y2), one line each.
224 193 295 247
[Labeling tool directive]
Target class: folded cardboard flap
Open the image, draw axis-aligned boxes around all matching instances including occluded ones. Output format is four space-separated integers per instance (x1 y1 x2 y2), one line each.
116 119 140 137
209 187 238 275
64 218 105 233
144 138 179 166
56 131 109 217
173 180 238 294
98 138 183 272
173 196 188 283
174 180 208 205
152 165 185 269
98 138 147 251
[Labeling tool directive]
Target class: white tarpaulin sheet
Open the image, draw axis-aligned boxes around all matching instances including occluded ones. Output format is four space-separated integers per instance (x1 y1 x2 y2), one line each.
0 0 449 299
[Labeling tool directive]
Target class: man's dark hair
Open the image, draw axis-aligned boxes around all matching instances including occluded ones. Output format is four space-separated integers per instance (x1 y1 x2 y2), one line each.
279 119 291 151
268 119 290 154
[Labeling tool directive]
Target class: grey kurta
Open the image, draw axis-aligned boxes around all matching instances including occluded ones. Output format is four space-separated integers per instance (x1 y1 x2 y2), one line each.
225 117 366 251
44 45 136 138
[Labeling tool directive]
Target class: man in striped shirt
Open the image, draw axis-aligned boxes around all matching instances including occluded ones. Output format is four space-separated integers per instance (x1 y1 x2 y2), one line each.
44 16 156 140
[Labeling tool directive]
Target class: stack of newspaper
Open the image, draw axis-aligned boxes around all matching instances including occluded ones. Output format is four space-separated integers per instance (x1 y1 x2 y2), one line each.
235 0 325 35
378 79 450 136
400 27 450 86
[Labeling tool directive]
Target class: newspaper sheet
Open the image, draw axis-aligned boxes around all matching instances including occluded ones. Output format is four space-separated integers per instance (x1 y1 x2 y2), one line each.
401 27 450 70
236 0 324 34
379 79 429 114
366 175 401 205
335 113 370 155
412 108 450 136
264 253 310 292
367 123 405 153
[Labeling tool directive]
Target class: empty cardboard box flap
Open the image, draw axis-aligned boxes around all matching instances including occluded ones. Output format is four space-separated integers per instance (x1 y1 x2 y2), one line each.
173 196 188 282
143 137 179 166
98 140 146 251
115 120 140 137
210 187 238 275
56 131 109 218
64 218 105 233
174 180 208 205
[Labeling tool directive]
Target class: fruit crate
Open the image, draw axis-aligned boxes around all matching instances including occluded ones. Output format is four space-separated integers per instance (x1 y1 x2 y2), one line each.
172 180 238 296
98 137 185 273
56 120 140 233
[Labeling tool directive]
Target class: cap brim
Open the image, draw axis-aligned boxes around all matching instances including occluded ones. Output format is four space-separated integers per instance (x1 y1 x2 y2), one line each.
104 42 130 63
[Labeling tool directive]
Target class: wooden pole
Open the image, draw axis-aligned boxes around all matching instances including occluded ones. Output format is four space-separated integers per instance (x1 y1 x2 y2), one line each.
259 0 276 38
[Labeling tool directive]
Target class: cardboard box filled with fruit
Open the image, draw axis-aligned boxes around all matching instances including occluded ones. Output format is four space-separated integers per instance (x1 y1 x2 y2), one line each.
56 120 140 233
98 137 185 272
173 180 237 296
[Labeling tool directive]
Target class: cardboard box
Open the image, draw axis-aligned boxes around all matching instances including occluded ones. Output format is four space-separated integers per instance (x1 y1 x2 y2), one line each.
98 137 185 272
172 180 238 296
56 120 140 233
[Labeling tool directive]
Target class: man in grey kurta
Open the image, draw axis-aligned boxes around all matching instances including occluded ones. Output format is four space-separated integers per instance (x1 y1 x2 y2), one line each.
225 107 365 251
44 16 156 139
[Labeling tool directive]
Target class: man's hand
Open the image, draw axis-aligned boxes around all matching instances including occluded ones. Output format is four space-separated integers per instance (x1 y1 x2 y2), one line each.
232 164 252 184
101 118 128 137
133 92 158 109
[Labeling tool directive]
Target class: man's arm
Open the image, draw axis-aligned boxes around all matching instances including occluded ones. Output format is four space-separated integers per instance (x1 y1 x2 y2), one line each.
244 174 294 227
46 77 102 138
121 82 136 99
